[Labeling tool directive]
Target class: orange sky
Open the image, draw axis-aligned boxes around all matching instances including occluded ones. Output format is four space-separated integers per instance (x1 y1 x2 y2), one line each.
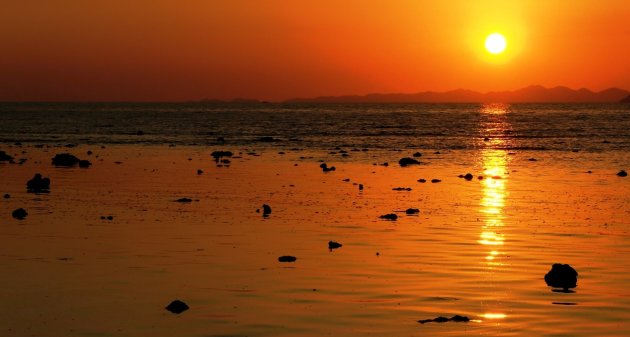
1 0 628 101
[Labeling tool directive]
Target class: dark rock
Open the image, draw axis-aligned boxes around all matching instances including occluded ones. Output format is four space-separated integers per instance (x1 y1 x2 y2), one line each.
483 137 490 141
165 300 189 314
3 193 9 199
87 150 93 155
478 176 484 180
379 213 398 221
405 208 420 215
602 139 611 143
211 150 233 162
106 215 114 220
399 157 420 167
545 263 578 290
258 136 277 142
175 198 193 203
417 179 426 183
220 159 231 164
27 173 50 193
278 255 297 262
136 130 144 136
392 187 412 191
418 315 470 324
617 170 627 177
78 160 92 168
358 184 364 191
197 169 203 175
12 208 28 220
52 153 80 167
431 179 441 183
262 204 271 216
464 173 473 181
0 151 14 162
217 137 225 142
413 152 422 157
328 241 342 250
528 158 538 161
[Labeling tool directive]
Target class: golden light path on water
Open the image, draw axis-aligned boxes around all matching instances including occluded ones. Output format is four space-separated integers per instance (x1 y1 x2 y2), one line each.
478 103 510 322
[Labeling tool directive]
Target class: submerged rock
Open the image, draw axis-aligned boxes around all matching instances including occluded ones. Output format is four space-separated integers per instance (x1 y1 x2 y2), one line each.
392 187 412 191
211 150 233 162
399 157 420 167
26 173 50 193
544 263 578 291
328 241 343 250
165 300 189 314
379 213 398 221
12 208 28 220
52 153 80 167
617 170 627 177
418 315 469 324
278 255 297 262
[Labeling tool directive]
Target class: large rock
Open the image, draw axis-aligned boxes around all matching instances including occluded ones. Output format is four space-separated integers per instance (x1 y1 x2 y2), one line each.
544 263 578 290
398 157 420 167
26 174 50 193
0 151 14 162
165 300 189 314
52 153 80 167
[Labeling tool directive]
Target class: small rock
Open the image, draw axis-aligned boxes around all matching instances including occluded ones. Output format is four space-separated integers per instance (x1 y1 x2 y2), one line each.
52 153 80 167
258 136 277 142
278 255 297 262
464 173 473 181
106 215 114 220
328 241 342 250
450 315 470 322
392 187 412 191
528 158 538 162
405 208 420 215
87 150 93 155
358 184 364 191
26 173 50 193
175 198 193 203
418 315 470 324
545 263 578 291
3 193 10 199
379 213 398 221
399 157 420 167
211 150 233 162
262 204 272 216
165 300 189 314
78 160 92 168
617 170 627 177
417 179 426 183
412 152 422 157
12 208 28 220
197 169 203 175
431 179 441 183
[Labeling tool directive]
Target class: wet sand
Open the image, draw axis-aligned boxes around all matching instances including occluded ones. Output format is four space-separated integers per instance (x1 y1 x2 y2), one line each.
1 145 629 337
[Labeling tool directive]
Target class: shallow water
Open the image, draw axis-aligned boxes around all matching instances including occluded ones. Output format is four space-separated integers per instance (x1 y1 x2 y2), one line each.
1 143 629 337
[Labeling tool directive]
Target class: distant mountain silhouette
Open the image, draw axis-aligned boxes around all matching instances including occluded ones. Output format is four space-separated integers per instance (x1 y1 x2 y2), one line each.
286 86 630 103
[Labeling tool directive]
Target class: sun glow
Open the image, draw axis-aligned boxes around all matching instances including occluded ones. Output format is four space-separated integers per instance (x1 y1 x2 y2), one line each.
485 33 507 54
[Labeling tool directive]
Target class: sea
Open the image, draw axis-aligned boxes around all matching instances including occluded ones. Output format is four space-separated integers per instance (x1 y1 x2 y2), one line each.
1 102 629 152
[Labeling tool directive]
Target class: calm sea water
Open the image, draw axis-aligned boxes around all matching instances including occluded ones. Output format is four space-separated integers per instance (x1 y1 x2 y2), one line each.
1 102 629 152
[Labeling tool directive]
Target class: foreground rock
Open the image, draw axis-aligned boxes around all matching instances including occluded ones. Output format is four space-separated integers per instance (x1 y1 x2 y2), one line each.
278 255 297 262
27 174 50 193
545 263 578 291
165 300 189 314
399 157 420 167
0 151 14 162
328 241 342 250
262 204 272 216
52 153 80 167
12 208 28 220
418 315 470 324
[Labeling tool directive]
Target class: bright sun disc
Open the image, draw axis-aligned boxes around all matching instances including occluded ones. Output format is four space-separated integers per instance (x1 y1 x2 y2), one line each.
485 33 507 54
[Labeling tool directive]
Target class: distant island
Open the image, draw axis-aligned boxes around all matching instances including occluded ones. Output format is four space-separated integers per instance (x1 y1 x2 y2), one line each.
285 86 630 103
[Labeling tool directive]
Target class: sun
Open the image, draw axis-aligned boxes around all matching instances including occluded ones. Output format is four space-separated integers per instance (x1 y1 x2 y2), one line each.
485 33 507 54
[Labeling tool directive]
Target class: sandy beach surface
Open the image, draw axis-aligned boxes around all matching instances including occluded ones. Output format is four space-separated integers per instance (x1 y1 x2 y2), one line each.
1 144 629 337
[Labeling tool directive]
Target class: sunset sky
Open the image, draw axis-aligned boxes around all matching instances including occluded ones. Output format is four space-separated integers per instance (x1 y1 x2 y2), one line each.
1 0 629 102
